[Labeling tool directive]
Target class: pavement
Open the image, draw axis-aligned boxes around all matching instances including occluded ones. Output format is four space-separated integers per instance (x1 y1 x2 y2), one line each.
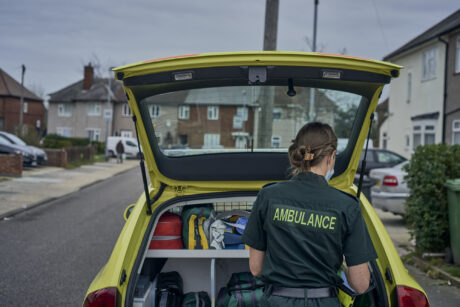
0 159 138 219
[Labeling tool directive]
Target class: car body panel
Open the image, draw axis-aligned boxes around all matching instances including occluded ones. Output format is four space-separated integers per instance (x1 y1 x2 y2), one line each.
113 51 401 192
370 163 409 215
85 52 427 306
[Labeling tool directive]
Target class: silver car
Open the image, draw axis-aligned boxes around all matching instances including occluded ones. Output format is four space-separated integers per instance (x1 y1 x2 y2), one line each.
369 161 409 216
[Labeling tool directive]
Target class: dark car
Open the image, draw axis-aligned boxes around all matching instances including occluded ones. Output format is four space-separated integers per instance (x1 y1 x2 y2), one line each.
0 131 47 165
0 135 35 166
357 148 407 175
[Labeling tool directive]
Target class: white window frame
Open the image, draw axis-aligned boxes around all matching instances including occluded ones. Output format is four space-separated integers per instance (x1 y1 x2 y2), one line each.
273 107 282 121
86 128 101 141
204 134 220 146
58 104 72 117
412 120 437 149
456 36 460 73
271 136 281 148
56 127 72 137
178 105 190 120
150 105 160 118
156 132 162 145
453 120 460 145
237 107 248 121
87 103 101 116
422 47 437 81
122 103 131 117
120 130 133 138
207 106 219 120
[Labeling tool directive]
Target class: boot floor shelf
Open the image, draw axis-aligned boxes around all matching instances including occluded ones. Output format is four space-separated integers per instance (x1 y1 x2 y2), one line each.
146 249 249 258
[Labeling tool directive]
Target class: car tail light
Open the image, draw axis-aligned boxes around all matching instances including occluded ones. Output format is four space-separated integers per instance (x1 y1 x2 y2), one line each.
83 287 117 307
396 285 429 307
383 175 398 186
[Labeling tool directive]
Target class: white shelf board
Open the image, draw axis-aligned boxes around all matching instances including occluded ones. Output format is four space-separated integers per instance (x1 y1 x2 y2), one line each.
146 249 249 258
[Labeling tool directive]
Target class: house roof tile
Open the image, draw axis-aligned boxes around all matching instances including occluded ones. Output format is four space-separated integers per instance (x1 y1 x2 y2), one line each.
0 68 43 101
49 78 126 103
383 9 460 61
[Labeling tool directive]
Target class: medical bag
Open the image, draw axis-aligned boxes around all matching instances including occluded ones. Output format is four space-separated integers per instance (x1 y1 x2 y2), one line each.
149 212 183 250
182 291 211 307
216 272 265 307
181 205 213 249
156 271 183 307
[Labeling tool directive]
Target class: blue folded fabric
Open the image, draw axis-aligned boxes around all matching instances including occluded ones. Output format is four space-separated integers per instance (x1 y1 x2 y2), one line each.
224 232 243 245
225 243 246 250
224 217 248 235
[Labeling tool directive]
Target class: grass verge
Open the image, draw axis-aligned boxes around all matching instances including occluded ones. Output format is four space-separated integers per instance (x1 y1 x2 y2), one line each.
65 155 106 169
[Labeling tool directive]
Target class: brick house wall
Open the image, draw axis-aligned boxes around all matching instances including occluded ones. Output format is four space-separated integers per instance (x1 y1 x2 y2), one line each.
0 97 45 133
445 31 460 145
178 105 254 148
0 154 22 176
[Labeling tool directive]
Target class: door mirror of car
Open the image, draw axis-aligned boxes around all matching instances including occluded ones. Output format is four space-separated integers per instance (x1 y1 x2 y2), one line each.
124 204 136 221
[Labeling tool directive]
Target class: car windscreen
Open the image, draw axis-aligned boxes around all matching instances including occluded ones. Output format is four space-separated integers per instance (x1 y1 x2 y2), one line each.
3 133 27 146
139 85 364 157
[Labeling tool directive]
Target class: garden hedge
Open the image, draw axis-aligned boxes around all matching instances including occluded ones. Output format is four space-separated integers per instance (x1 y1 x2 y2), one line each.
404 144 460 253
43 134 105 154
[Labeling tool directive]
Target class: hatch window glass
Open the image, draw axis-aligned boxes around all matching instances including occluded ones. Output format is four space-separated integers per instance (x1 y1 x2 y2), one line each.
140 86 364 157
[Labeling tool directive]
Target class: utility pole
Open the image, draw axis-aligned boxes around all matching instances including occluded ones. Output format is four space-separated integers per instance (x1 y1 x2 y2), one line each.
19 64 25 136
104 68 114 161
257 0 279 148
309 0 319 122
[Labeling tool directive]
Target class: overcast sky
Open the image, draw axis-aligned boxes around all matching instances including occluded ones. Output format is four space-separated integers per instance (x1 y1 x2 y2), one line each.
1 0 458 99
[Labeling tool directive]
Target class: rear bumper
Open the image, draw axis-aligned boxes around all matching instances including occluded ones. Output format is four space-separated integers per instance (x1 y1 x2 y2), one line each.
371 191 407 215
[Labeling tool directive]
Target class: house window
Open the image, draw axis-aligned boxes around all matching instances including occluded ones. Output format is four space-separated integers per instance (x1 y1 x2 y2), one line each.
413 123 436 149
178 105 190 119
86 128 100 141
422 48 437 81
407 73 412 103
179 134 188 145
87 103 101 116
122 103 131 117
273 108 282 121
405 135 410 148
207 106 219 120
149 105 160 118
120 130 133 138
456 36 460 73
271 136 281 148
23 102 28 113
424 125 435 145
58 104 72 117
453 120 460 145
204 134 220 146
237 107 248 121
156 132 162 145
56 127 72 137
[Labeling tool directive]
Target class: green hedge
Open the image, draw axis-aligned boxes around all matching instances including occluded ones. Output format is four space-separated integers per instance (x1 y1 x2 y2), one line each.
404 144 460 252
43 134 105 153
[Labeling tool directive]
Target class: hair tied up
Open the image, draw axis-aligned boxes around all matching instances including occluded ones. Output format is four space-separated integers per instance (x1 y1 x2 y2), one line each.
304 146 314 161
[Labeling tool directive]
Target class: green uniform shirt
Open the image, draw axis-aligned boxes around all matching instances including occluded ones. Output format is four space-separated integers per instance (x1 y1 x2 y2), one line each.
242 172 377 288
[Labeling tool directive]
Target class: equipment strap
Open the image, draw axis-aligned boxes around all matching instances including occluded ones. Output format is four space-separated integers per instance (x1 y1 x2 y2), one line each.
271 286 337 299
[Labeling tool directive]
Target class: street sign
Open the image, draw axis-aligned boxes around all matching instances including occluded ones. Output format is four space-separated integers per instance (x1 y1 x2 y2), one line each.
103 109 113 121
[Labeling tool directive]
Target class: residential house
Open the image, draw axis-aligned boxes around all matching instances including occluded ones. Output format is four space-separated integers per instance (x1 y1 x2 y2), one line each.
48 64 132 141
376 98 389 149
0 68 45 134
382 9 460 158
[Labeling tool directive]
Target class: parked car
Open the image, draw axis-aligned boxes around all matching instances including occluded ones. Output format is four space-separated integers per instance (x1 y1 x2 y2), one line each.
357 148 407 175
0 131 47 165
0 135 36 166
106 136 141 159
83 52 428 306
369 161 409 216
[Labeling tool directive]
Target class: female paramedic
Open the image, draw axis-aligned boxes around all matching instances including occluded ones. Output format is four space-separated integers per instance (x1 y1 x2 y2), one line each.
241 122 376 307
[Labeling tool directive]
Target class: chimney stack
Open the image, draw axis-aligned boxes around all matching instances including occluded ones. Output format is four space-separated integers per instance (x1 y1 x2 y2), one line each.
83 63 94 90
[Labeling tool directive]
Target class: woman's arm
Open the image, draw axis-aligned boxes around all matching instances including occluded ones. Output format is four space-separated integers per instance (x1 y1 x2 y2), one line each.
249 247 265 276
347 263 370 294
